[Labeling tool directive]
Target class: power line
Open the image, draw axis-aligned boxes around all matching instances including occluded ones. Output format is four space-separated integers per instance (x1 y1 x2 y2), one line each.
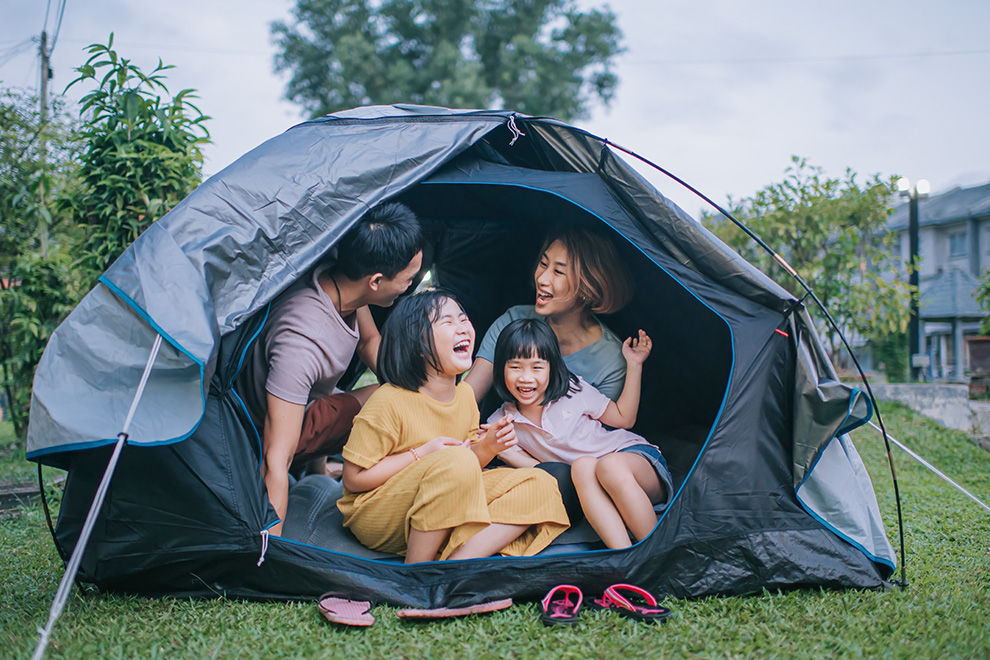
56 37 272 57
49 0 68 52
631 48 990 67
0 38 36 68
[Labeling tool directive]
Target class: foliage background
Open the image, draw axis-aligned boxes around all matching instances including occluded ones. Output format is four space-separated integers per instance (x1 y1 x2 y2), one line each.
0 38 209 438
702 157 913 371
271 0 624 121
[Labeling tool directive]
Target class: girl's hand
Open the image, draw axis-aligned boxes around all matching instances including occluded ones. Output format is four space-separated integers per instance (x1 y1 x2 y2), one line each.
478 416 517 453
419 436 464 457
622 330 652 366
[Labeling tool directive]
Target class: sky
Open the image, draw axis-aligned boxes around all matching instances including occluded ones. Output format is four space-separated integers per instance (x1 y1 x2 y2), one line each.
2 0 989 216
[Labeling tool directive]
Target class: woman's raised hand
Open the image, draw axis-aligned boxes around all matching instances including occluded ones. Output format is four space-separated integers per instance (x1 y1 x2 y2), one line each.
622 329 653 365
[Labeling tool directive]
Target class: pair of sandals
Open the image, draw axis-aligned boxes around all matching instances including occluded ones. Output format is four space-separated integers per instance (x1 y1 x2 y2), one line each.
539 583 672 627
318 594 513 627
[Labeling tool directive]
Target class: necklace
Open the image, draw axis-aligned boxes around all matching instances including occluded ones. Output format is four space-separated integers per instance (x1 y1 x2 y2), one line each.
329 274 342 313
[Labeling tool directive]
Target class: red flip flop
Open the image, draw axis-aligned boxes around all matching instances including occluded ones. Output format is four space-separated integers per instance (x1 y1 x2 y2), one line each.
397 598 513 619
318 595 375 627
539 584 583 626
590 583 672 623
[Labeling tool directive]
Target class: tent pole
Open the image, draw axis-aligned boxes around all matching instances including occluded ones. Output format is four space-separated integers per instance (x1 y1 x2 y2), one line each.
588 132 911 586
32 334 164 660
868 421 990 514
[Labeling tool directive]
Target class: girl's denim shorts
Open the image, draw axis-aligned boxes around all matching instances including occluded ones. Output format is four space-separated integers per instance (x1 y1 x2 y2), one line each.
619 443 674 512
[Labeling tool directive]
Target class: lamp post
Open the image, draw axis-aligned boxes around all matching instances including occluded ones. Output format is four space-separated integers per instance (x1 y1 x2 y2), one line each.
897 177 930 380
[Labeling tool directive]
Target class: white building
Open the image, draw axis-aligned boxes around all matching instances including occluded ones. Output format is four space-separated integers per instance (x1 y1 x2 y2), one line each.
888 182 990 380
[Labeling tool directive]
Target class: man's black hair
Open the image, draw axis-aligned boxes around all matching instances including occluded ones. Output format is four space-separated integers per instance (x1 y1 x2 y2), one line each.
336 202 423 281
492 318 579 406
377 289 466 392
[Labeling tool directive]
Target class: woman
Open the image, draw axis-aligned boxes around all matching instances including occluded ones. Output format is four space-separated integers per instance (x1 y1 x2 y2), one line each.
465 227 634 403
465 227 635 523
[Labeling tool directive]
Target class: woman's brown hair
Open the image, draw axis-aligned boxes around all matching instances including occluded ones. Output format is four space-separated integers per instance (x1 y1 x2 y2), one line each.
537 227 634 315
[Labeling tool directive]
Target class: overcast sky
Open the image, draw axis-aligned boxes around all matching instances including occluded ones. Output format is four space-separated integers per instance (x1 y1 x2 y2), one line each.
2 0 988 216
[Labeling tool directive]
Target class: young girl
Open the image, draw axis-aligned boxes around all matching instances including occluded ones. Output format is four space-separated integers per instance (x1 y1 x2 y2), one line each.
490 318 673 549
337 290 568 563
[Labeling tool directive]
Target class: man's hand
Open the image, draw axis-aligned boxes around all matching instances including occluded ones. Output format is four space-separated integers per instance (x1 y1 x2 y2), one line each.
262 394 306 537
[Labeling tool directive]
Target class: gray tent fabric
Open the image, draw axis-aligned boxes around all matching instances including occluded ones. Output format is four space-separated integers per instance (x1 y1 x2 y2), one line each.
28 109 503 461
27 105 894 604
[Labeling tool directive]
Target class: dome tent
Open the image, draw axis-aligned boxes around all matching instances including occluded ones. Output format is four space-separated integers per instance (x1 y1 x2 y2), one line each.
27 105 894 606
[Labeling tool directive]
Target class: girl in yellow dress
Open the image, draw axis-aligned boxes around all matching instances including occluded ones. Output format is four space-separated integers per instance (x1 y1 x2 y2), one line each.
337 289 569 563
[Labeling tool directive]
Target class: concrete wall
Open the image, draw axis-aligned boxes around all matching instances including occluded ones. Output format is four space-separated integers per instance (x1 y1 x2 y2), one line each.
870 383 977 433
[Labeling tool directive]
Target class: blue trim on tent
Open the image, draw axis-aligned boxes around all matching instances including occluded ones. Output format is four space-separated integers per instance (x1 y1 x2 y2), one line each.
794 389 895 572
836 388 874 437
26 411 208 461
230 387 264 470
231 303 271 384
26 278 209 461
421 176 738 550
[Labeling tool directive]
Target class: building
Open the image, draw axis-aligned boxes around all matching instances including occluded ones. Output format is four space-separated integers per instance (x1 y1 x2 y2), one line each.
888 182 990 379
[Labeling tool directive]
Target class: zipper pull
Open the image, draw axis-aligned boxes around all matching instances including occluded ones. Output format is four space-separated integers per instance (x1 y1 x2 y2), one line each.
257 528 270 567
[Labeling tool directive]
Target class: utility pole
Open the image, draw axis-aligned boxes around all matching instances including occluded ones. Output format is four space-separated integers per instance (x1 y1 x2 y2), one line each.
897 177 930 380
38 30 50 257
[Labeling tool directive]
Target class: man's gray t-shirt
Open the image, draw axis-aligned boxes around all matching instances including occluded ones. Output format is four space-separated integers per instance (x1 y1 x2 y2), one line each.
475 304 626 401
238 265 359 429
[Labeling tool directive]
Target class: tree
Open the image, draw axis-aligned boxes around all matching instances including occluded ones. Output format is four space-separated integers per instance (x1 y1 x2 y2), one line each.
703 157 913 370
975 271 990 335
0 88 81 437
271 0 623 121
65 35 211 283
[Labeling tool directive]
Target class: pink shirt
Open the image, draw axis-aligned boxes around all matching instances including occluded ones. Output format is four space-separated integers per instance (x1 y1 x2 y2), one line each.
489 376 648 464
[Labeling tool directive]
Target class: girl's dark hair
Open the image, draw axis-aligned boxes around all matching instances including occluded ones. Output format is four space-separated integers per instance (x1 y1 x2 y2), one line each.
492 319 579 406
377 289 466 391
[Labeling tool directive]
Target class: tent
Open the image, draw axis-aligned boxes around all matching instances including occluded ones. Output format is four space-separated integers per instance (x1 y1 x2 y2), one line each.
27 105 895 607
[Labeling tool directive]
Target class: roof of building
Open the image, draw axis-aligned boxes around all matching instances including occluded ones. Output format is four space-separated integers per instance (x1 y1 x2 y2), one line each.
919 267 985 320
888 182 990 232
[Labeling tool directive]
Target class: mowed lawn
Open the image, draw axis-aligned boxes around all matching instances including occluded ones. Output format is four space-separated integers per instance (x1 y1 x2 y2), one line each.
1 401 988 659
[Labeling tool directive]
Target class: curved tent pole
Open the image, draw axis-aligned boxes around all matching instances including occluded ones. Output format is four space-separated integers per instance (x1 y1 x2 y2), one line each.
555 126 911 587
32 334 164 660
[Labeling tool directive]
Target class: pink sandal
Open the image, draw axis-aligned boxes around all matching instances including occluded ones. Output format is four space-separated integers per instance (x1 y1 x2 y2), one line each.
590 583 672 623
318 595 375 627
397 597 513 620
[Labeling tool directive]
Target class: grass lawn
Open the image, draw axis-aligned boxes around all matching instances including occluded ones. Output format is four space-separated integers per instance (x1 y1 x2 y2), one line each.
1 403 988 659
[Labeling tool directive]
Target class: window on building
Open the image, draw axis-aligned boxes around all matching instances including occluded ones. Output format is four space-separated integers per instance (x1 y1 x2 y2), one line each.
949 232 967 258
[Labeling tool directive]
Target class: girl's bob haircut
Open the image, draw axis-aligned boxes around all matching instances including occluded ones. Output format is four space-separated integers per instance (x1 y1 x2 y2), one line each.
537 226 633 315
492 318 579 406
377 288 467 392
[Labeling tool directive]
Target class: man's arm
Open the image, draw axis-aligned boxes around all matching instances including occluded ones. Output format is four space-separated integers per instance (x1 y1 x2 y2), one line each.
262 393 306 537
464 358 494 404
355 306 381 374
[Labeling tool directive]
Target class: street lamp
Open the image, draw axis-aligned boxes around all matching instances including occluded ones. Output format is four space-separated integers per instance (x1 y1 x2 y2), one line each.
897 177 930 380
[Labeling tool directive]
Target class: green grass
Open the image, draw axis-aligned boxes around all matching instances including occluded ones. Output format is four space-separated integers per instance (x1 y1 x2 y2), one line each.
1 404 988 659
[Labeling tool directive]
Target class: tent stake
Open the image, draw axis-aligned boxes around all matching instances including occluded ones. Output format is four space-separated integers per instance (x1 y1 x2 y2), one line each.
32 334 164 660
869 421 990 514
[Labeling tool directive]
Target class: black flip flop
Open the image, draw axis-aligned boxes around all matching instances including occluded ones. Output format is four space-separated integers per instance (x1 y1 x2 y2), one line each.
539 584 583 626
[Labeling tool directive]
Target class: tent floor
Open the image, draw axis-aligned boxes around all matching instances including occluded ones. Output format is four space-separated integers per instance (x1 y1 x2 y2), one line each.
281 474 607 560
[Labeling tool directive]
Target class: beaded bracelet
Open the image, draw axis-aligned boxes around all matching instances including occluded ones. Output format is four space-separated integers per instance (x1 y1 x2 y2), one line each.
409 447 421 461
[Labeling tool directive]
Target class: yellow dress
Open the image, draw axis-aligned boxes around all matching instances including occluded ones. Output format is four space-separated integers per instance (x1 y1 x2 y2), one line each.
337 382 568 560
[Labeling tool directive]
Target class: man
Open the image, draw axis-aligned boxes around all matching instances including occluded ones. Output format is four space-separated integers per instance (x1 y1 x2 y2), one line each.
238 202 423 536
